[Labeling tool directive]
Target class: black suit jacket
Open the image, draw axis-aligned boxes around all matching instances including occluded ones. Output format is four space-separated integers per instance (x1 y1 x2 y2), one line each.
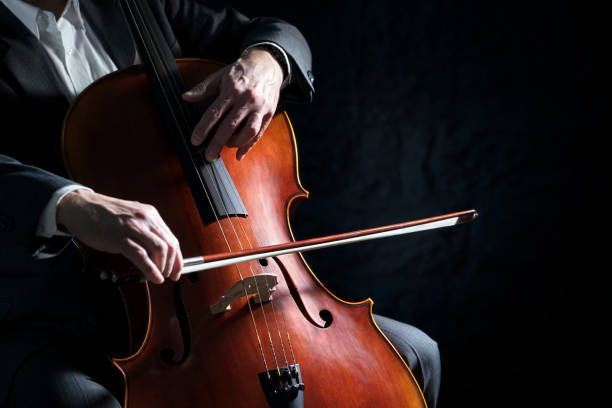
0 0 314 404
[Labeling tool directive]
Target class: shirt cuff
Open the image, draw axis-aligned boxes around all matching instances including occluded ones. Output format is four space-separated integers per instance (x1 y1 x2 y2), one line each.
36 185 92 238
243 42 292 89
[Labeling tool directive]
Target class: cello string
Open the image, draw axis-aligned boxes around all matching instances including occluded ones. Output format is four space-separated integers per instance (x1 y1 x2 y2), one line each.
126 0 271 376
134 0 282 377
131 0 285 374
175 46 296 369
185 94 297 372
203 164 289 374
121 0 210 213
132 3 281 374
124 0 271 375
236 216 297 368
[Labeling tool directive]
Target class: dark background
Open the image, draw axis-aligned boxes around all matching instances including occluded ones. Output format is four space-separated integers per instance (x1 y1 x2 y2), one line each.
214 1 607 406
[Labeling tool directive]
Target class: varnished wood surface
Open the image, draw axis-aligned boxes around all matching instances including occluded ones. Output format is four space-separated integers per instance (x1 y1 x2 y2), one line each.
62 59 427 407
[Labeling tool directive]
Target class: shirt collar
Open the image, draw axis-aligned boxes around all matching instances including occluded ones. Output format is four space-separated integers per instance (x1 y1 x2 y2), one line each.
60 0 86 31
0 0 86 39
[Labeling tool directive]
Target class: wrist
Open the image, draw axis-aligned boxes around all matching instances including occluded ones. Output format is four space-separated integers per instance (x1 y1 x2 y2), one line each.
56 188 92 232
241 45 287 87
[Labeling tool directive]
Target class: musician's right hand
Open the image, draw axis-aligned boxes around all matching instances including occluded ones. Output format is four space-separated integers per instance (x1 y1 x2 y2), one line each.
56 189 183 284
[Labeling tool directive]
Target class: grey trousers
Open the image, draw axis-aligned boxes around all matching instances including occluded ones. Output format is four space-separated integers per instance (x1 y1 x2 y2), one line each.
7 316 440 408
374 314 441 408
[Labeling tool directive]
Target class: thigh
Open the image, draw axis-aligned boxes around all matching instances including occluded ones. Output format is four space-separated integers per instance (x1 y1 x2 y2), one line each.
6 340 123 408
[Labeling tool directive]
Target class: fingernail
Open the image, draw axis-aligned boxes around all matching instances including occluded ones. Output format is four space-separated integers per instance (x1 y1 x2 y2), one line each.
205 152 217 162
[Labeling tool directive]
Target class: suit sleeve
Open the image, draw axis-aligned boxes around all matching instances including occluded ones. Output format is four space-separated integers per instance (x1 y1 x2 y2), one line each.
0 154 75 259
153 0 314 103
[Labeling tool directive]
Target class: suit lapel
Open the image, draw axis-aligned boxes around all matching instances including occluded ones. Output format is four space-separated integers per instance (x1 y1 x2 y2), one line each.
0 3 68 111
80 0 135 68
0 0 135 105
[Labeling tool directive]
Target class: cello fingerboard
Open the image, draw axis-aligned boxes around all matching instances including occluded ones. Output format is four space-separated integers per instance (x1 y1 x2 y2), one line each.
199 157 248 221
120 0 248 224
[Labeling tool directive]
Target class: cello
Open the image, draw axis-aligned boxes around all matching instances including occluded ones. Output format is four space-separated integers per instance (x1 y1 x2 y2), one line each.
62 0 474 406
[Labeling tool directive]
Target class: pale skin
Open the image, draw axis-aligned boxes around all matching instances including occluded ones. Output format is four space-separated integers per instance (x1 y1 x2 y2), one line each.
32 0 284 283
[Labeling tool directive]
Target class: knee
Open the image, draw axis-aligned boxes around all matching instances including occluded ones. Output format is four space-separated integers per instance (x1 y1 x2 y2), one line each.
410 326 440 376
375 314 440 371
401 326 441 408
374 315 441 407
7 345 122 408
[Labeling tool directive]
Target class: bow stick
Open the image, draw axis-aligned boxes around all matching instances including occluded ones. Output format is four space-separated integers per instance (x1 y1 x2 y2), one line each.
180 209 477 275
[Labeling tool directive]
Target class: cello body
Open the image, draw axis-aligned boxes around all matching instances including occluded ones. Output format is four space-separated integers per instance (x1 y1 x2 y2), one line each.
62 59 427 407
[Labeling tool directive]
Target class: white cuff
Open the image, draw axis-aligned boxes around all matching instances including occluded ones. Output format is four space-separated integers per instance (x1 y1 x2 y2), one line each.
243 42 292 89
36 185 92 238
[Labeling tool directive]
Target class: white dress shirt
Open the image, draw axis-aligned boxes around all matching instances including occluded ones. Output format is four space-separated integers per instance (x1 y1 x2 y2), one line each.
1 0 291 239
2 0 114 238
1 0 117 101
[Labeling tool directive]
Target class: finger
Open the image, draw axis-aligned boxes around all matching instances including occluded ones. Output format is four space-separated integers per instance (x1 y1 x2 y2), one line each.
236 134 259 161
164 243 177 281
236 113 272 160
191 95 233 146
227 112 262 149
123 238 164 284
148 213 183 282
150 222 182 281
149 224 175 279
131 227 169 278
205 105 251 162
182 72 221 102
169 247 183 282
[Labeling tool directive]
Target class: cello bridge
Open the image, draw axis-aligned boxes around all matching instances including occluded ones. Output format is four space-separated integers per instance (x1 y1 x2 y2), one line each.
209 273 278 315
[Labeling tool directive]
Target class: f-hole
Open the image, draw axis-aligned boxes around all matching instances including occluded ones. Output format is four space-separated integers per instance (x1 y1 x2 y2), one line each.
160 282 191 365
271 257 333 329
319 310 333 328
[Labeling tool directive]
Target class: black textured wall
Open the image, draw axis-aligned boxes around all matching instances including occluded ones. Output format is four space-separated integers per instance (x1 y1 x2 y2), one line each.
213 1 607 406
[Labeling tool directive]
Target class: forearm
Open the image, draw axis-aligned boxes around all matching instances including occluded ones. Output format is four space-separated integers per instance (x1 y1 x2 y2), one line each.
0 155 76 256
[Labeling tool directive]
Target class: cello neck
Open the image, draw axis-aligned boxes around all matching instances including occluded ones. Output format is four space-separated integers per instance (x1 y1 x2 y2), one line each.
118 0 248 224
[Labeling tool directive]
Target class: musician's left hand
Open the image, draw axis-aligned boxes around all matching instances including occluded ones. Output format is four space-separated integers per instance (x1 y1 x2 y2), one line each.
183 47 284 162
